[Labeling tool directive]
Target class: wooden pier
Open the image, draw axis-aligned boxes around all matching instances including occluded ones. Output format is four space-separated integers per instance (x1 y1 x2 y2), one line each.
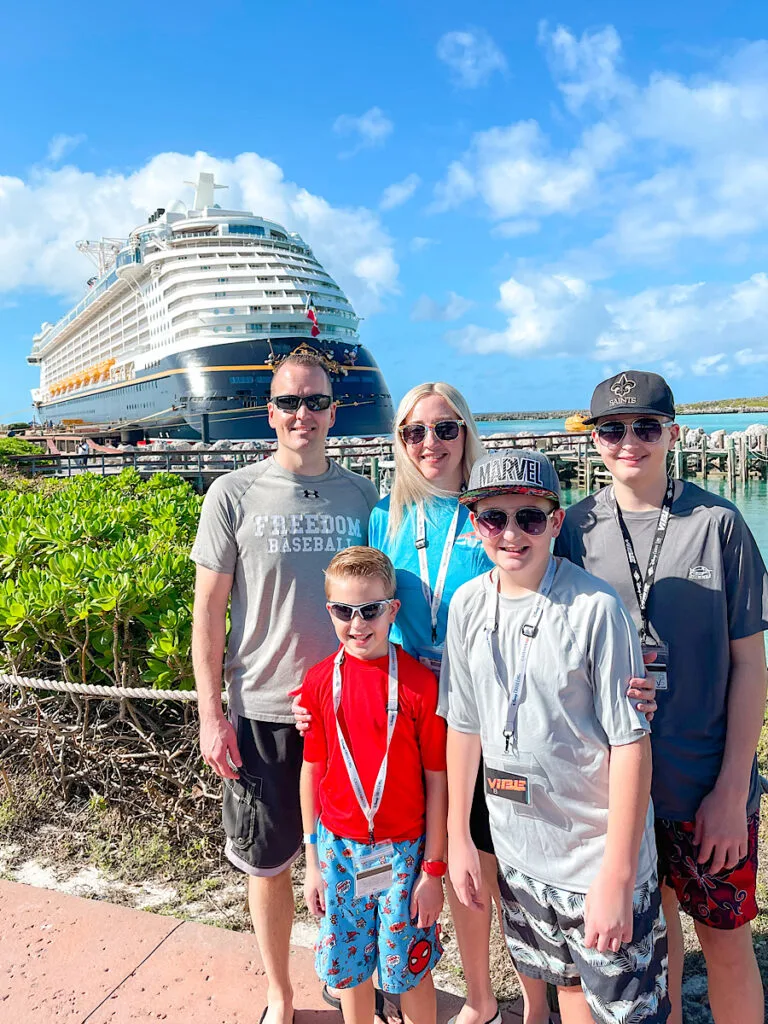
8 425 768 494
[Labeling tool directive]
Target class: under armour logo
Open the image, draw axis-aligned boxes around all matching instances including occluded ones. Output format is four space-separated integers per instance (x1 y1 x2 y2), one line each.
303 489 320 499
610 373 636 401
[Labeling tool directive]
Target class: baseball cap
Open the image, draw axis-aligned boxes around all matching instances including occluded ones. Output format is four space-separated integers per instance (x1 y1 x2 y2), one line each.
460 450 561 508
584 370 675 424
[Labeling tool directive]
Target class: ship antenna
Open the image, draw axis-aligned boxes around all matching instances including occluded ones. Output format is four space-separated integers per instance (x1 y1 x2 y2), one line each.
184 172 228 211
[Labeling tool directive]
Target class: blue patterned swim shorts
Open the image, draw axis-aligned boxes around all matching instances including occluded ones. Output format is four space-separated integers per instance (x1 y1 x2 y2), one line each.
314 825 442 994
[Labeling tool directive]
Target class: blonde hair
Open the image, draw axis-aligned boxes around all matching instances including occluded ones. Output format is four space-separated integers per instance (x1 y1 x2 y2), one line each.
325 546 397 598
388 382 484 535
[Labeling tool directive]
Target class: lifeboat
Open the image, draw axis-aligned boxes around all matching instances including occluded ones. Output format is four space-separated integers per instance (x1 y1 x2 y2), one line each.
565 413 590 433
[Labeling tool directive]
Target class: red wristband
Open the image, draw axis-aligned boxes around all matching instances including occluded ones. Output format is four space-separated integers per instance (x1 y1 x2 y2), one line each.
421 859 447 878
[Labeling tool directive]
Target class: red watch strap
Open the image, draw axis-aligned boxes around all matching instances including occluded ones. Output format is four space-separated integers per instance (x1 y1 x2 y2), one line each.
421 859 447 877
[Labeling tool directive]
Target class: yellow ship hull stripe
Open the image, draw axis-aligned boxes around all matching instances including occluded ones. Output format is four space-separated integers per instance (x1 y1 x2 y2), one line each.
40 364 380 405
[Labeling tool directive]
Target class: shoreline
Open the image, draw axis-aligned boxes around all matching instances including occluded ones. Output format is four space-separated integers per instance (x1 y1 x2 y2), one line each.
474 405 768 422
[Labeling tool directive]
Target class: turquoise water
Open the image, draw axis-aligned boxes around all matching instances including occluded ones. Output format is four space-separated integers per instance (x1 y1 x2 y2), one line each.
477 412 768 436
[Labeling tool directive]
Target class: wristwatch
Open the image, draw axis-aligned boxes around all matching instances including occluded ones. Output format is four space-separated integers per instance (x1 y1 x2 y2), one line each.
421 859 448 877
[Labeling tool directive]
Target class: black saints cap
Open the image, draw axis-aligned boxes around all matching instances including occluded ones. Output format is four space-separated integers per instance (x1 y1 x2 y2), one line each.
585 370 676 424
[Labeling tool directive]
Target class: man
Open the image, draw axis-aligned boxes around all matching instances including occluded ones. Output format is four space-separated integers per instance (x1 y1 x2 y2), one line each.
556 370 768 1024
191 351 379 1024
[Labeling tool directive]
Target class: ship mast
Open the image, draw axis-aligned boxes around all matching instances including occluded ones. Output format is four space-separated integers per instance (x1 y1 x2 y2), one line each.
184 172 228 211
75 238 125 278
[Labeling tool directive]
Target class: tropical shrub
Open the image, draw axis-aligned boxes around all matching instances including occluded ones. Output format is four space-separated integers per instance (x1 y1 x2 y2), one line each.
0 470 201 690
0 437 41 465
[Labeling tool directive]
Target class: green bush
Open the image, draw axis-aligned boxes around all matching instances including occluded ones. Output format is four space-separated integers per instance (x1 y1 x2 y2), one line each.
0 437 42 465
0 469 202 690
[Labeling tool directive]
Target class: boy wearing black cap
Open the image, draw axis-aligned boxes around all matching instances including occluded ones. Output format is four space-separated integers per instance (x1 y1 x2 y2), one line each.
442 450 669 1024
556 370 768 1024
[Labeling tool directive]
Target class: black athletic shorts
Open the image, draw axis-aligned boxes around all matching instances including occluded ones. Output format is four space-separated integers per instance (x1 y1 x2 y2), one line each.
469 762 495 856
222 716 303 876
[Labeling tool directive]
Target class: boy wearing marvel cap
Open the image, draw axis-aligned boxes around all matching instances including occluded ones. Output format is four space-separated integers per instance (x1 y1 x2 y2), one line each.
556 370 768 1024
442 450 669 1024
300 547 448 1024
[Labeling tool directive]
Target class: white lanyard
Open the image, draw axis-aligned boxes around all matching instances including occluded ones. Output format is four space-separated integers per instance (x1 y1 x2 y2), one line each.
485 556 557 751
333 643 398 844
416 501 461 645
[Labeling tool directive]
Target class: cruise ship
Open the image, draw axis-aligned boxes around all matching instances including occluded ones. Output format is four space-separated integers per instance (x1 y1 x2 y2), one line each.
28 173 394 441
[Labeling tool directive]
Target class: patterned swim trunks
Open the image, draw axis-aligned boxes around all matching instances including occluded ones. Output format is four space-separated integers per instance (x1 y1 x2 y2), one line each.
497 860 670 1024
314 825 442 994
655 811 759 929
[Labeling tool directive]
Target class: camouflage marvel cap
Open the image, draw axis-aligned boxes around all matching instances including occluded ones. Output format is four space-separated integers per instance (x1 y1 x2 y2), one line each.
460 450 561 508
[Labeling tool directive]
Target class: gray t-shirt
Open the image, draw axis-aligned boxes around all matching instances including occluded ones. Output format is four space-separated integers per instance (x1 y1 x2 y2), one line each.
440 558 655 892
190 456 379 722
556 481 768 821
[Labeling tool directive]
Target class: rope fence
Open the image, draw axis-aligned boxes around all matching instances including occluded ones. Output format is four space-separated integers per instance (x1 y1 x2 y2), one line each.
0 673 227 703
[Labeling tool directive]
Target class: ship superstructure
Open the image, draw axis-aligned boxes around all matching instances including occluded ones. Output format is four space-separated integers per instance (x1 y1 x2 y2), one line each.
28 173 393 440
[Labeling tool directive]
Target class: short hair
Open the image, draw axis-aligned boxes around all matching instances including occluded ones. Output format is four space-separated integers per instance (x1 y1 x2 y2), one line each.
270 351 333 397
324 546 397 599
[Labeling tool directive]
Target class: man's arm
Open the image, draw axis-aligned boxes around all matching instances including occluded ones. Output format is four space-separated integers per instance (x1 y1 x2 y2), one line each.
300 760 325 917
585 735 652 953
446 728 484 911
694 631 768 874
192 564 240 780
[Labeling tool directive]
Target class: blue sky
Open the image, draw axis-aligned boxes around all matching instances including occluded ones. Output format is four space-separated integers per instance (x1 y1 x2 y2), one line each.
3 0 768 421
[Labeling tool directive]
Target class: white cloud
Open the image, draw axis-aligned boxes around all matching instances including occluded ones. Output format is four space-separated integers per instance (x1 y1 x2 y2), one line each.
47 133 86 164
333 107 393 157
0 150 399 315
410 236 437 252
492 219 540 238
432 120 623 218
450 270 768 372
539 22 631 111
380 173 421 211
411 291 474 322
437 29 507 88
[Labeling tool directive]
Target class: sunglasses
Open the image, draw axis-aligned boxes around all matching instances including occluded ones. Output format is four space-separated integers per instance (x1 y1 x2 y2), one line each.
595 418 668 447
474 506 556 539
327 599 395 622
271 393 333 413
399 420 465 446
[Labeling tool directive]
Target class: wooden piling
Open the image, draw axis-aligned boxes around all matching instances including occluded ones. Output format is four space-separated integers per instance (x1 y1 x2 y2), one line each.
700 435 707 479
726 437 736 492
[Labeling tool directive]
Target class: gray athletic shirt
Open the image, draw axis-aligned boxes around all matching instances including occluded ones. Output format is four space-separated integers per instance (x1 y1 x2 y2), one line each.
440 559 656 892
556 481 768 821
190 456 379 722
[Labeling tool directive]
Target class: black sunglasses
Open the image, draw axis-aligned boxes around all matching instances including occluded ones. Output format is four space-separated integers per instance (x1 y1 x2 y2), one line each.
271 393 333 413
399 419 465 446
475 507 555 538
595 417 668 447
327 600 395 622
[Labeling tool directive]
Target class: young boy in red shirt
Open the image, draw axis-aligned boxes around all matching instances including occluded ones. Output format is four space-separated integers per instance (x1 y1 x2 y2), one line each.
300 546 448 1024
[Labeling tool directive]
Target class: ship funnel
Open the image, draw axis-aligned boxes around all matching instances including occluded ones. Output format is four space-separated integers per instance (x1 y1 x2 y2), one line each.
185 172 228 211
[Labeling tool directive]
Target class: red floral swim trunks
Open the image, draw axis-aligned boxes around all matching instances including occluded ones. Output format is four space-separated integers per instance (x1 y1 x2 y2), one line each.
655 811 759 929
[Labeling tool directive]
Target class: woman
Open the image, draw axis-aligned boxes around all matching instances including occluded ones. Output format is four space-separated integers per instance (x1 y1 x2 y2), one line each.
367 382 505 1024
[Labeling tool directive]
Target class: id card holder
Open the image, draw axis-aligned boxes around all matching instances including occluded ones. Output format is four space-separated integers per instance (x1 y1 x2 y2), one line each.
417 644 444 679
642 640 669 692
355 842 394 898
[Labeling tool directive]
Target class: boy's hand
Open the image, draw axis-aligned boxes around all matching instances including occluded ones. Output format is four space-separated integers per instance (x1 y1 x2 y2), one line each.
410 872 443 928
304 864 326 918
627 653 658 722
694 785 748 875
448 836 485 911
584 870 633 953
289 688 312 735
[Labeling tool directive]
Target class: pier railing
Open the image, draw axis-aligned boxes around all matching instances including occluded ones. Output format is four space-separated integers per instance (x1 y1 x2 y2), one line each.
7 428 768 493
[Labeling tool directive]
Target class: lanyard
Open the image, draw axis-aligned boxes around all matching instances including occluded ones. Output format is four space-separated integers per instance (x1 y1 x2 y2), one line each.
416 501 461 645
612 477 675 644
333 643 398 844
485 556 557 751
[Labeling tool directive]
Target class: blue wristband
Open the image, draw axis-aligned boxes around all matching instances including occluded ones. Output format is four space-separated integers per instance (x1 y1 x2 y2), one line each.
303 832 317 845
